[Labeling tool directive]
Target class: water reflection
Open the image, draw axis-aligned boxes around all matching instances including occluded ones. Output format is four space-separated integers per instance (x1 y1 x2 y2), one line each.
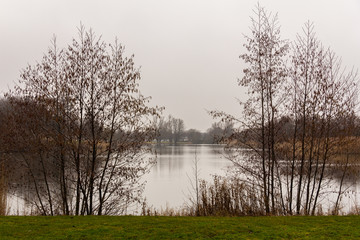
9 144 358 214
144 144 360 213
143 145 231 209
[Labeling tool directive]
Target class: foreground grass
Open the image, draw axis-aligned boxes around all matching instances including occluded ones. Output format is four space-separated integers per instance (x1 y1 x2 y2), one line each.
0 215 359 239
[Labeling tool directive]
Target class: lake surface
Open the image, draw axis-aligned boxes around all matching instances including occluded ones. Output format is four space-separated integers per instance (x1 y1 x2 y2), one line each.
7 144 360 215
7 144 230 215
143 144 360 214
142 144 231 210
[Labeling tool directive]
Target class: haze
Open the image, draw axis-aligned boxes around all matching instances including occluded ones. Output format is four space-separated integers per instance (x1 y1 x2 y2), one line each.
1 0 359 131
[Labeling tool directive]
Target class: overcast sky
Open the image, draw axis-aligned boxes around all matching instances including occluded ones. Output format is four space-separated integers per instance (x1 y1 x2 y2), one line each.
1 0 359 131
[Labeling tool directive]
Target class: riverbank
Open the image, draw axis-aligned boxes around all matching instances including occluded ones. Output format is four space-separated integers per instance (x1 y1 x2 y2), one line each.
1 215 359 239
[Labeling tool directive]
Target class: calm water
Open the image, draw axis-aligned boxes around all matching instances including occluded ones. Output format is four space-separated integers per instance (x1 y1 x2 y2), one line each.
7 144 360 214
143 144 360 213
142 144 231 210
7 144 230 215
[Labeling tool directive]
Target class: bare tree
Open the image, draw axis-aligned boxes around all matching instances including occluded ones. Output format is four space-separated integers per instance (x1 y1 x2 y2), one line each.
153 116 172 144
211 5 358 216
169 116 185 145
286 22 358 215
5 25 161 215
211 4 289 215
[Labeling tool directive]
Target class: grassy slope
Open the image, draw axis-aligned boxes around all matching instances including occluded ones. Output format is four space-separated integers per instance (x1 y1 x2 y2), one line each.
0 216 359 239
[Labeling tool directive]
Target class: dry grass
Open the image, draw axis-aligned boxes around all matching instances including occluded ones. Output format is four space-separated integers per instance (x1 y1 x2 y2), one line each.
142 176 268 217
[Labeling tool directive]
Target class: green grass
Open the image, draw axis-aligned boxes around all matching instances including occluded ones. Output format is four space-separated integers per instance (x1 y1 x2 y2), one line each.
0 215 359 239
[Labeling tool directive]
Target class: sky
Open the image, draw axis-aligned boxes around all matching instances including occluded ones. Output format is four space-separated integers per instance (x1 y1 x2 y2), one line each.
1 0 359 131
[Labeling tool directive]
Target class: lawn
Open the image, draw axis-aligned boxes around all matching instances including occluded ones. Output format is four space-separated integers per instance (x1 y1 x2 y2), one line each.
0 215 359 239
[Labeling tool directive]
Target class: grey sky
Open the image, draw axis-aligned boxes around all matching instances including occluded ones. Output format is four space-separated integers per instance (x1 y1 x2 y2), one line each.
1 0 359 131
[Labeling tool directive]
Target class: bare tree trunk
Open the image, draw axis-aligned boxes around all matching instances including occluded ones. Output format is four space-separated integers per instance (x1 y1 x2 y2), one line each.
288 86 298 215
75 82 84 216
311 135 329 215
60 150 69 215
334 152 349 215
305 114 316 215
21 153 47 215
296 96 307 215
261 85 269 214
39 151 53 216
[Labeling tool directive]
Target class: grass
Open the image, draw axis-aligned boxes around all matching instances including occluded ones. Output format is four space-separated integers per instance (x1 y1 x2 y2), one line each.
0 215 360 239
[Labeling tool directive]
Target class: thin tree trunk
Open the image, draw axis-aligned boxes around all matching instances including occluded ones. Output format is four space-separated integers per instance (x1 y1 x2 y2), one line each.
305 114 316 215
334 152 349 215
21 153 47 215
39 151 53 216
311 137 329 215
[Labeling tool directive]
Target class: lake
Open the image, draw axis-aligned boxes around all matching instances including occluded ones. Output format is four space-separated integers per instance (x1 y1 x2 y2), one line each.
7 144 360 215
142 144 231 210
143 144 360 214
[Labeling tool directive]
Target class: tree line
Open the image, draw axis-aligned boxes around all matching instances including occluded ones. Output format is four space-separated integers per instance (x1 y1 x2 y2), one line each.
153 115 234 145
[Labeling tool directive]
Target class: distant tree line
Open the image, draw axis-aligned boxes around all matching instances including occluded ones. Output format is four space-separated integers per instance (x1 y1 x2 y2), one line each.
153 115 234 145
